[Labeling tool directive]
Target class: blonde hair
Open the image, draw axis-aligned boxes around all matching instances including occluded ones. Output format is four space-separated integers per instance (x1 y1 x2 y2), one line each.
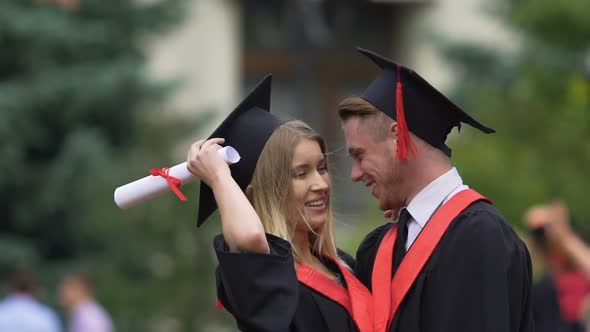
249 120 340 264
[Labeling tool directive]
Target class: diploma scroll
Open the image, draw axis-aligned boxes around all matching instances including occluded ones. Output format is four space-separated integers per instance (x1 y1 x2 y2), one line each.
114 146 240 209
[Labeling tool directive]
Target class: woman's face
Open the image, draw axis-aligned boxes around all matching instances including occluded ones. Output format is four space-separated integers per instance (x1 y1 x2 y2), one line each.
289 138 331 232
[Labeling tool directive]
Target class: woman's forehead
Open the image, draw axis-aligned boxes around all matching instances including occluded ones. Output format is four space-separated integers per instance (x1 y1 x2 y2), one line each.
292 139 324 165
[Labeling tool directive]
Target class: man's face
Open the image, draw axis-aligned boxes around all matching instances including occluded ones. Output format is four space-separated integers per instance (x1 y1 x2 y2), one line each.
343 117 401 211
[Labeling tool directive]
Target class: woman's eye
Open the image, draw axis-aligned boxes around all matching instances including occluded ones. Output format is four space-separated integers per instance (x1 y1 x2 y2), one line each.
294 171 306 178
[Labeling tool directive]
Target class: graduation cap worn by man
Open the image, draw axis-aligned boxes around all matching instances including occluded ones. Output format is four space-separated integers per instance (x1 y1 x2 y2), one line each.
197 75 284 227
357 47 495 160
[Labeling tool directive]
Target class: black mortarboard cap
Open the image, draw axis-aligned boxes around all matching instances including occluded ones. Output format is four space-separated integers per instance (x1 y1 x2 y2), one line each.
197 75 284 226
358 47 495 158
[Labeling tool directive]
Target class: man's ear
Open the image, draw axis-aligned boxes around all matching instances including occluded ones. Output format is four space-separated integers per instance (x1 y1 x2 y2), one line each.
245 184 254 201
388 122 398 140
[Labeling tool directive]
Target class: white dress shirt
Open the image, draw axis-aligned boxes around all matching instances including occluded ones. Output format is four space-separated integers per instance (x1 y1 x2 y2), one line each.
401 167 469 251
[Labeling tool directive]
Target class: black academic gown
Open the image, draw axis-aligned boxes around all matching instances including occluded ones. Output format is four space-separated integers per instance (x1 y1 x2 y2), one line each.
533 275 586 332
356 200 534 332
214 233 368 332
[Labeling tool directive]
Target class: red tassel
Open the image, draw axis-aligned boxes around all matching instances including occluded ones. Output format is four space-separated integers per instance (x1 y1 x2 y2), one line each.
395 65 416 161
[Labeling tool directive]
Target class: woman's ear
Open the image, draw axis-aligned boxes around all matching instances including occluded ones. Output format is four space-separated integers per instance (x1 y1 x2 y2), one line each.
245 184 254 201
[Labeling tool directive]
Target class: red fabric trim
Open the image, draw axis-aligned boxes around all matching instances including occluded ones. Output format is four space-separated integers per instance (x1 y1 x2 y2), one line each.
215 298 224 311
555 270 590 322
296 263 351 312
390 189 489 321
296 261 374 332
372 224 397 332
372 189 489 331
332 259 374 332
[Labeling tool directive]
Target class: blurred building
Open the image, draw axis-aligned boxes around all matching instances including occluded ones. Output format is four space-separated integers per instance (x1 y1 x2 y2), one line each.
147 0 517 224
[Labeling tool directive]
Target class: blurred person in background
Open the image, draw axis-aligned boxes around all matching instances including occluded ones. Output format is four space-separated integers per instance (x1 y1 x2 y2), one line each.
526 202 589 332
187 76 372 332
0 268 62 332
337 48 533 332
582 296 590 332
59 271 113 332
546 201 590 279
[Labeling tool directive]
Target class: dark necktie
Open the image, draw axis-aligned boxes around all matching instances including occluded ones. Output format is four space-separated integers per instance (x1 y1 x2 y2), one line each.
393 209 411 275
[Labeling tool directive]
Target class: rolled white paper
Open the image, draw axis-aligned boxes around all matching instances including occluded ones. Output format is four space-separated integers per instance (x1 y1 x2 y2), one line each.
114 146 240 209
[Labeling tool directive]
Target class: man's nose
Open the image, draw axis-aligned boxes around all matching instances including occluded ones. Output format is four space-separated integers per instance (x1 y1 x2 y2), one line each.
351 161 363 182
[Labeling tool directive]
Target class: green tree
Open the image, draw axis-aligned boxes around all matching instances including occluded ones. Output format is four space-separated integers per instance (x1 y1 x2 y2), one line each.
0 0 181 264
440 0 590 231
0 1 231 330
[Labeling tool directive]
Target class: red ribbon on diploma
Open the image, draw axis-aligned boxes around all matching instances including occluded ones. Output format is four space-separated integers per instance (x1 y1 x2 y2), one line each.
149 167 187 201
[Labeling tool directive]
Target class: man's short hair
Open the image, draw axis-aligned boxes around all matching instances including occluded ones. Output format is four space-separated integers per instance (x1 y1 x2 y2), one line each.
337 97 392 141
9 268 39 294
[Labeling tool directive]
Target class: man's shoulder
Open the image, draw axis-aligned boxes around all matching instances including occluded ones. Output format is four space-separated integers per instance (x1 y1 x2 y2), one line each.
447 199 528 256
0 296 61 330
0 295 54 313
357 223 394 256
455 200 510 231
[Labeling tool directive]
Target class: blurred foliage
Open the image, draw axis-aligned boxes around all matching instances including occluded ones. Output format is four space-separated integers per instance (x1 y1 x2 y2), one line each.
440 0 590 233
0 0 232 331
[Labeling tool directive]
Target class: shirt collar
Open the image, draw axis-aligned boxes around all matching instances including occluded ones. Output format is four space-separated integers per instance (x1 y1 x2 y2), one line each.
406 167 464 228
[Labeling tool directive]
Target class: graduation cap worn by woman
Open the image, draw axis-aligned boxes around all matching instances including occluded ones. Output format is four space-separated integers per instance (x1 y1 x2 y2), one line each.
340 48 534 332
188 75 373 332
196 75 283 227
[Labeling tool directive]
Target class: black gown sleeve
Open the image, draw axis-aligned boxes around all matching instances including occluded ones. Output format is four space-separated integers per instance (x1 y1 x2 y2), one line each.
214 233 299 332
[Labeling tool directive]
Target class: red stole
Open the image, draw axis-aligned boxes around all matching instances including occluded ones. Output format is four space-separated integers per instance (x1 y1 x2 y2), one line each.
372 189 490 332
297 258 374 332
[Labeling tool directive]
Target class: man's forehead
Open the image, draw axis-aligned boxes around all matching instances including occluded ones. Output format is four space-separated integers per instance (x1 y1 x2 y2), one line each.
345 117 376 143
343 117 368 136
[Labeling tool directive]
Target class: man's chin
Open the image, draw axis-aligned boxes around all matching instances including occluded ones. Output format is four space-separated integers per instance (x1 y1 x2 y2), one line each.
377 199 391 212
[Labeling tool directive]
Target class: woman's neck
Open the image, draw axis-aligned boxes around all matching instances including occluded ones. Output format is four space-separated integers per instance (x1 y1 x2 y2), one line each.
293 229 315 264
293 229 339 281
